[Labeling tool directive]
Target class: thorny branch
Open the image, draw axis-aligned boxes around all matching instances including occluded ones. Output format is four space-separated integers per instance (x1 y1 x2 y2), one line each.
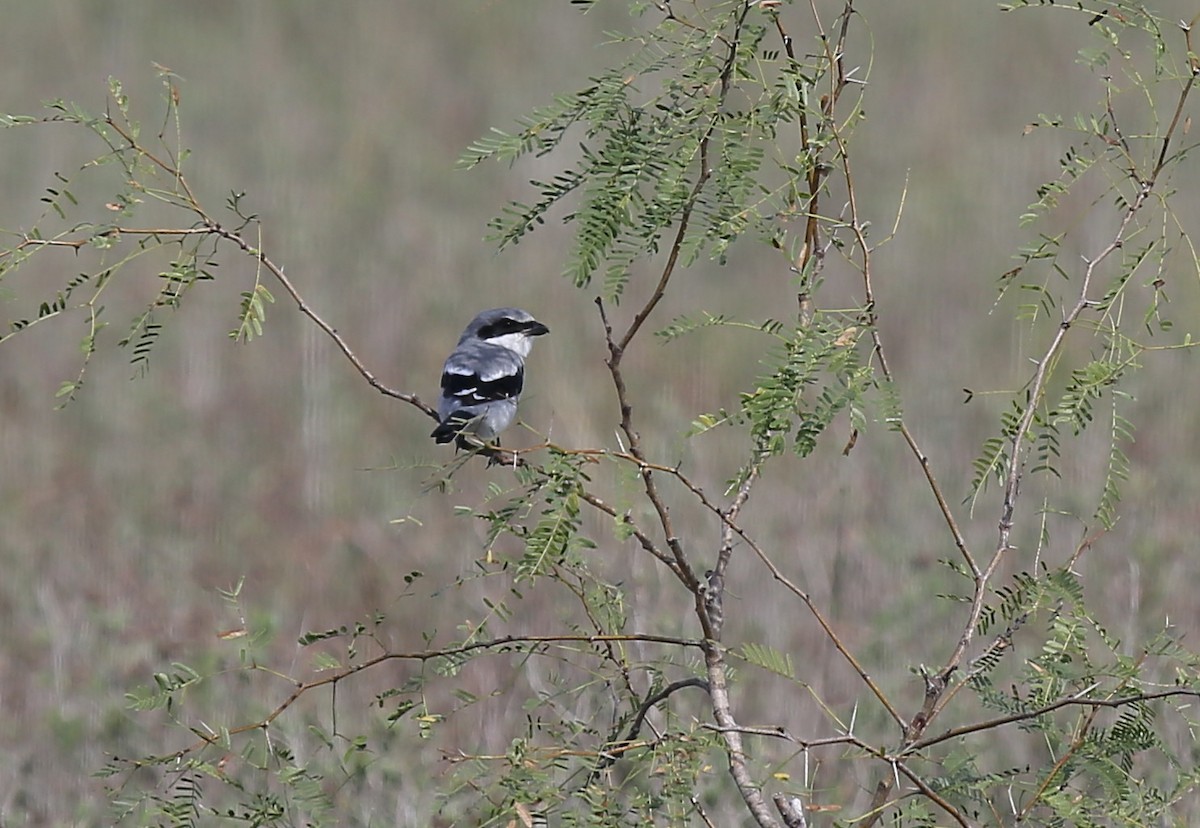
906 687 1200 755
576 488 682 577
594 4 800 826
550 443 907 728
7 218 440 420
856 24 1198 828
204 220 438 419
94 111 441 421
810 6 977 584
121 633 702 769
8 5 1191 825
590 676 711 783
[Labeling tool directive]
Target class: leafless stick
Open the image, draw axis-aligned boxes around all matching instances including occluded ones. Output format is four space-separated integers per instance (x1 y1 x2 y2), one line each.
137 632 703 766
576 489 681 576
595 298 703 599
702 724 861 751
204 220 439 419
590 677 710 781
858 60 1197 828
893 760 970 828
907 687 1200 754
714 464 759 580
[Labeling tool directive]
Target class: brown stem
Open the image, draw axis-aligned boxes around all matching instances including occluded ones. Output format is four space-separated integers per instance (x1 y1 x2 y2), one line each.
137 632 702 765
203 220 438 419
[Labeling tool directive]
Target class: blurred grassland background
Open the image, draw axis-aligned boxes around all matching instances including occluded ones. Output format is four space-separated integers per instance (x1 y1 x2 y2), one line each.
1 1 1199 824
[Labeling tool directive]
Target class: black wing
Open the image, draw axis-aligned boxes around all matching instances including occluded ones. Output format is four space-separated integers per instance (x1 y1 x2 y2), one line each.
440 363 524 405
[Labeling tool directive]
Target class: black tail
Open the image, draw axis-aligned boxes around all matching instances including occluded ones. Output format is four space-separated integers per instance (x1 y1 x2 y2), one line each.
431 410 476 444
430 420 460 444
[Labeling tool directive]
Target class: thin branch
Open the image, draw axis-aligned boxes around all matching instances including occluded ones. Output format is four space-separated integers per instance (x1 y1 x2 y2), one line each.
556 444 906 728
591 677 710 781
893 760 971 828
105 110 201 207
577 488 681 576
987 65 1196 662
595 298 702 598
714 464 758 580
858 68 1198 827
906 687 1200 754
1017 704 1099 821
707 463 760 638
139 633 702 765
930 612 1027 720
0 227 212 259
818 44 977 583
1155 34 1198 171
701 724 860 751
204 219 438 419
102 109 442 421
694 796 721 828
613 1 749 355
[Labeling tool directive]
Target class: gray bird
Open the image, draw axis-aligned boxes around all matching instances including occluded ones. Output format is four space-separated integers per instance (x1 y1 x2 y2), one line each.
431 307 550 449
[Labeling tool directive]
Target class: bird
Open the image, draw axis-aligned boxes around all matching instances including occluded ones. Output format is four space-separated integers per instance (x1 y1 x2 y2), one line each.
430 307 550 450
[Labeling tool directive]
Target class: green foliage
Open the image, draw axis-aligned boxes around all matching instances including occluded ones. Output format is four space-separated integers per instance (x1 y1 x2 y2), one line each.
0 69 255 396
4 1 1200 827
233 283 275 343
734 314 869 459
461 1 849 300
740 641 794 680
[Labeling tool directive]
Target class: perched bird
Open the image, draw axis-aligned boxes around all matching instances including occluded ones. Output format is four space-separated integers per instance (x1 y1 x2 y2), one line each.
431 307 550 449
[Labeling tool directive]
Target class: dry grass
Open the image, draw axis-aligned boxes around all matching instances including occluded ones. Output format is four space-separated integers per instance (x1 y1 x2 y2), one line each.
1 2 1199 824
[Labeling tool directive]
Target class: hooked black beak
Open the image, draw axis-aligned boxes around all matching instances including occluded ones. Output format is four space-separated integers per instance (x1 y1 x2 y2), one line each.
527 321 550 336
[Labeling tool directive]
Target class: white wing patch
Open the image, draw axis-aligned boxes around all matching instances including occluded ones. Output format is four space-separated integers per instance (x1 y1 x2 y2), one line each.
479 363 518 382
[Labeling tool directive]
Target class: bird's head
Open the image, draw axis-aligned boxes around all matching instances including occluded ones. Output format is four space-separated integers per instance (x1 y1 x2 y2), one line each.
461 307 550 357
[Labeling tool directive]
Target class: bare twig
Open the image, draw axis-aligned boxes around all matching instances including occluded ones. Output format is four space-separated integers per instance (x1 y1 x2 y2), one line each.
701 724 860 751
591 677 710 781
555 444 907 728
706 463 760 638
893 760 971 828
204 220 438 419
131 632 702 766
99 110 441 421
907 687 1200 754
595 298 702 598
577 488 681 576
857 37 1197 828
